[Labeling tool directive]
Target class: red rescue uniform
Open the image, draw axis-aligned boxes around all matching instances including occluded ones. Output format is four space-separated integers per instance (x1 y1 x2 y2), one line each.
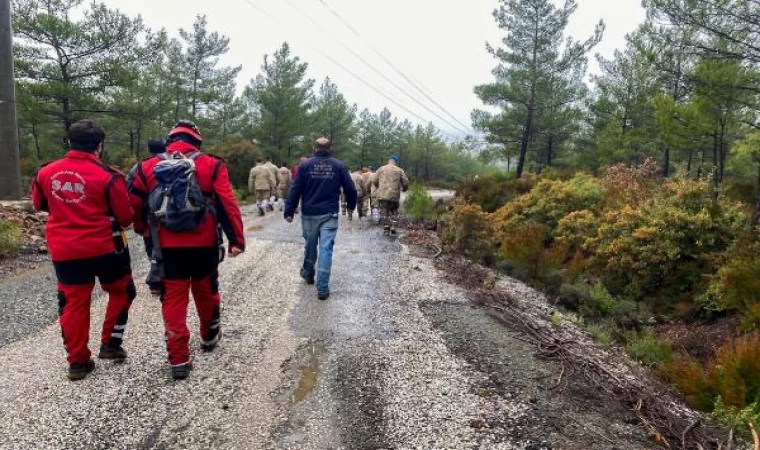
31 150 136 365
129 141 245 366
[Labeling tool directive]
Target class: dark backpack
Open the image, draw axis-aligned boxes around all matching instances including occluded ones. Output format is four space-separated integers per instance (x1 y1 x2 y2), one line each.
148 152 208 232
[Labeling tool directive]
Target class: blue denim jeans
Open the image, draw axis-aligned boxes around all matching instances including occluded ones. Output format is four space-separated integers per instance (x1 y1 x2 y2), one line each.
300 213 339 294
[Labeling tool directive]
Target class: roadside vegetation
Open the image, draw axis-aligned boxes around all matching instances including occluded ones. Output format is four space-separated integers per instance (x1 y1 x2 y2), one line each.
0 220 22 259
444 165 760 432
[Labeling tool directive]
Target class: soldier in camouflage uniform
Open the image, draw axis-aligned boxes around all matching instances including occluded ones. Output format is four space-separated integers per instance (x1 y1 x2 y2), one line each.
277 163 292 211
372 156 409 235
265 157 280 210
249 158 277 216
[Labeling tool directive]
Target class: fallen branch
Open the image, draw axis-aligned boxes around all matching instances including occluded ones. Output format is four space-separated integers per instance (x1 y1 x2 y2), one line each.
750 421 759 450
550 363 565 390
682 420 700 450
635 399 672 449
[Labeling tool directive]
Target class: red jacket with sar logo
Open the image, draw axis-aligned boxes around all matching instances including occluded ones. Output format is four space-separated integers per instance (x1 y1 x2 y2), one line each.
31 150 134 262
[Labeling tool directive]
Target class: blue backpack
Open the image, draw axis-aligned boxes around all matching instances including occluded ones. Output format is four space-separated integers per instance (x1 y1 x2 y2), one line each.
148 152 208 232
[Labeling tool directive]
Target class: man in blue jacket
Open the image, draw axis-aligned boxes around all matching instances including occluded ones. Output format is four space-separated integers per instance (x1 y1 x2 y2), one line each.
285 137 357 300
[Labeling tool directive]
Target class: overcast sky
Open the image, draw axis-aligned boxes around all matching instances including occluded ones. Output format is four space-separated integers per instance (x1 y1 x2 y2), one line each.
101 0 647 138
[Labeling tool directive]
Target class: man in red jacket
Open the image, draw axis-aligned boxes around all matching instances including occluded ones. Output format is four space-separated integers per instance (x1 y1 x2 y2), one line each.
129 120 245 380
31 120 135 381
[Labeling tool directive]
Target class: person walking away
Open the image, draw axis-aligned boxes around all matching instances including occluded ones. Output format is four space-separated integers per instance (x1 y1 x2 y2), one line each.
129 120 246 380
284 138 357 300
277 162 292 211
248 158 277 216
265 157 280 211
363 166 379 222
127 138 166 296
372 155 409 235
350 166 368 220
31 120 135 380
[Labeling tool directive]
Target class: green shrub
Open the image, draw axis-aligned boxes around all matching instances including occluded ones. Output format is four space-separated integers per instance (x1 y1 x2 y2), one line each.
586 321 616 345
700 237 760 323
557 283 592 311
584 283 617 317
711 398 760 435
626 328 675 367
404 183 437 220
0 221 22 259
212 140 263 190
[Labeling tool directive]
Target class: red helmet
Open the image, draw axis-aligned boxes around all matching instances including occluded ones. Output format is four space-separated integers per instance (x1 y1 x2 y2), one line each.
168 120 202 143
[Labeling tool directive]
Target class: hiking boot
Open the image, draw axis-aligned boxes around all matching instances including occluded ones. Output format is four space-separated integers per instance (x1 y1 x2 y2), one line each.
98 344 127 360
68 360 96 381
171 362 193 381
301 272 315 285
201 330 222 353
258 206 265 216
348 212 353 221
317 292 330 301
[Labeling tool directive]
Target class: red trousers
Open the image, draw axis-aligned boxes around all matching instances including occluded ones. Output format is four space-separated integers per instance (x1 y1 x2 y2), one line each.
161 247 222 366
54 251 135 365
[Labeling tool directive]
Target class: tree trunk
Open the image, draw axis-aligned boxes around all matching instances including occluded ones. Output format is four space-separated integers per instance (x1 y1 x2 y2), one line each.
31 122 41 160
752 155 760 230
663 145 670 178
687 148 693 176
516 106 533 179
547 134 553 167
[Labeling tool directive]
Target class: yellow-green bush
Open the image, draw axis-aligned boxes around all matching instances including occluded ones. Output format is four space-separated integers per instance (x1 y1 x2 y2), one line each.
0 220 22 259
588 178 746 311
555 210 599 254
491 174 605 233
441 200 494 262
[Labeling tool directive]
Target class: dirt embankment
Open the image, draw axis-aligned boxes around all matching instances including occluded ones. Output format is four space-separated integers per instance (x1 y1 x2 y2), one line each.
0 201 49 278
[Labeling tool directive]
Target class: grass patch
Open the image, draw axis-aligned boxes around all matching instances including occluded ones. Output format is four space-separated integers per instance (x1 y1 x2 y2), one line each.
0 220 22 259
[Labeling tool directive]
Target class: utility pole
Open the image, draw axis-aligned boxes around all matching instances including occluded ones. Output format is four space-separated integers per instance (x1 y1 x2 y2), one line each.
0 0 21 200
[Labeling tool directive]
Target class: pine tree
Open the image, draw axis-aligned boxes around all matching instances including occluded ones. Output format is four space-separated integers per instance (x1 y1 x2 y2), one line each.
12 0 143 135
247 43 314 157
474 0 603 177
311 78 357 158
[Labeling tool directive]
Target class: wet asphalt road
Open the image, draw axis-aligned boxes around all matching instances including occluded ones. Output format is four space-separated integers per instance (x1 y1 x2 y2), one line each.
0 204 655 449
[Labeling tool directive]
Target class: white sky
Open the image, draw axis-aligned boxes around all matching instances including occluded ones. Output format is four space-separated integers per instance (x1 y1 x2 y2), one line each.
101 0 647 138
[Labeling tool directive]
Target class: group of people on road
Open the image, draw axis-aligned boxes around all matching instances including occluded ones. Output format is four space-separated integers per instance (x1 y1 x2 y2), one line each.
32 120 409 382
32 119 245 381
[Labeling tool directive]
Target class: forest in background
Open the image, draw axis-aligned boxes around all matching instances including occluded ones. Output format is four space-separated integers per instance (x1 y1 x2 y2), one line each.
10 0 489 188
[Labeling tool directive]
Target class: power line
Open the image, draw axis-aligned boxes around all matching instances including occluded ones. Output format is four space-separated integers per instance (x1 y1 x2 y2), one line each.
240 0 457 140
280 0 471 136
315 0 474 133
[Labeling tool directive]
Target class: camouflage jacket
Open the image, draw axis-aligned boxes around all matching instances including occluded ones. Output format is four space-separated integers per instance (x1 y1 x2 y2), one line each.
249 163 276 192
372 164 409 201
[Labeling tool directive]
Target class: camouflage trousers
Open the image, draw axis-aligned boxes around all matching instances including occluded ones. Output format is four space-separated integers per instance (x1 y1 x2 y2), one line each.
378 199 400 230
341 195 370 218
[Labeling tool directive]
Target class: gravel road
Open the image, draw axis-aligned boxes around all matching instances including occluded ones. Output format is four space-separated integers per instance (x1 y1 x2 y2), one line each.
0 205 656 449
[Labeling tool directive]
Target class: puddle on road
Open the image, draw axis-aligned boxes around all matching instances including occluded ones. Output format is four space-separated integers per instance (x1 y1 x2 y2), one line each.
290 344 324 405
